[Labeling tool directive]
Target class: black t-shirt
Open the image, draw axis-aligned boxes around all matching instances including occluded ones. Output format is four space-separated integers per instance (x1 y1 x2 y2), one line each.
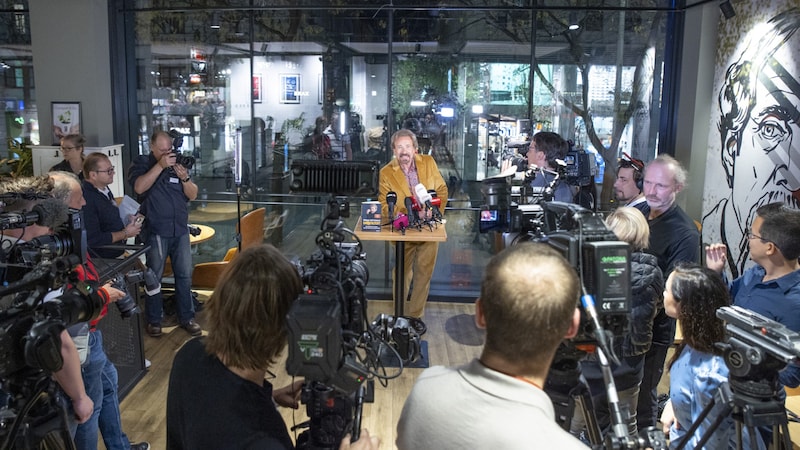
166 337 294 450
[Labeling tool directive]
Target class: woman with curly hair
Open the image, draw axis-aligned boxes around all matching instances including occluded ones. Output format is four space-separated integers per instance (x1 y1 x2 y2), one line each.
658 264 762 449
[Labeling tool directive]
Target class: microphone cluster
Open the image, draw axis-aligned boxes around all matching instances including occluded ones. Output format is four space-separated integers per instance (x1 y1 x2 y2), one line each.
383 184 444 234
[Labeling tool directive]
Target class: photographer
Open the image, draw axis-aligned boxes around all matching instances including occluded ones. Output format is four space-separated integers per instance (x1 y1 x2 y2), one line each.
166 244 379 450
82 153 142 258
129 130 200 338
49 171 150 450
396 243 584 449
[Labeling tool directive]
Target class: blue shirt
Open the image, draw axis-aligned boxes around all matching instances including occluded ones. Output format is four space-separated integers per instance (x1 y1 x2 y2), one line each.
730 266 800 387
530 171 572 203
669 346 762 450
128 154 189 238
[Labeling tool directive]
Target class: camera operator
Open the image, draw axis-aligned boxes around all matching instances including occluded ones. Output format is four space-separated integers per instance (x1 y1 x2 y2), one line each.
49 171 150 450
82 153 142 259
129 130 200 338
526 131 573 203
0 175 95 430
570 207 664 439
396 243 585 449
166 244 379 450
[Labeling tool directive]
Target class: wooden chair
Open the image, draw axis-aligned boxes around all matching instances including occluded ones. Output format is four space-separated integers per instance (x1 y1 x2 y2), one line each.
191 208 266 289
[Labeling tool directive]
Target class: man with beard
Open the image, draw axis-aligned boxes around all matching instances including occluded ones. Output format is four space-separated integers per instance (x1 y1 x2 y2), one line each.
703 8 800 278
613 155 648 214
636 154 700 431
377 129 448 321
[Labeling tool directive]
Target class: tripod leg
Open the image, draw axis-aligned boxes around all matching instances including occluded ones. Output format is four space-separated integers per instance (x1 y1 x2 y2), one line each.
575 390 604 446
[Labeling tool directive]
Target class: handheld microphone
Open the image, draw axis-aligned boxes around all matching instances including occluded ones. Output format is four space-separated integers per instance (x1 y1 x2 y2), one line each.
427 189 443 218
404 197 418 226
0 198 69 230
385 191 397 220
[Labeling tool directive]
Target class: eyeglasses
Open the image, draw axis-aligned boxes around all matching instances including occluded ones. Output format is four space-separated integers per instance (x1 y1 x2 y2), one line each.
94 166 115 174
60 146 80 152
745 228 770 242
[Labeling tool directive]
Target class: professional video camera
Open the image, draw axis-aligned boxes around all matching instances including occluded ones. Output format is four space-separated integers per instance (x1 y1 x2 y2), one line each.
285 197 399 450
0 254 106 449
108 267 160 318
167 129 195 169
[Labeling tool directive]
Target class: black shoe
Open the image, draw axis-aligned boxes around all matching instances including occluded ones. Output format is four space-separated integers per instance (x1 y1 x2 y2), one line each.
146 323 162 338
181 319 202 336
131 443 150 450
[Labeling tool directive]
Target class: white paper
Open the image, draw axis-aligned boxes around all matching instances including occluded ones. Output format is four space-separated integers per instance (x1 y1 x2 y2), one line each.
118 195 141 224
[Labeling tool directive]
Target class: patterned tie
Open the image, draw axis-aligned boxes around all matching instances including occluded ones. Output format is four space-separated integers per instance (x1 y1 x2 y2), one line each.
107 190 115 202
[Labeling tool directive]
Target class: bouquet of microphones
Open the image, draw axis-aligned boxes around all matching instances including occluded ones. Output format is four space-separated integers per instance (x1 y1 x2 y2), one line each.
384 184 444 234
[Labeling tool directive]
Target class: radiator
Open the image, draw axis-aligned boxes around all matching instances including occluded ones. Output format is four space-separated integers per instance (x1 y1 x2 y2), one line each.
290 160 379 196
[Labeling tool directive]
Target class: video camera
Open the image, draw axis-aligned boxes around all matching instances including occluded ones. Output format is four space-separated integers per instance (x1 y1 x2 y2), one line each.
285 197 397 449
167 129 195 169
0 253 105 449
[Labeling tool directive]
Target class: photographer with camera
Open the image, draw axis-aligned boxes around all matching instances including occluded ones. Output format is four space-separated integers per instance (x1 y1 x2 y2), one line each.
396 243 584 449
129 130 200 338
81 153 142 258
49 171 150 450
167 244 379 450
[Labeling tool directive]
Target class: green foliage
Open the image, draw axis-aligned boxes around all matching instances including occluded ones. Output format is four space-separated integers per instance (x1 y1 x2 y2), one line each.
0 139 33 179
392 56 457 117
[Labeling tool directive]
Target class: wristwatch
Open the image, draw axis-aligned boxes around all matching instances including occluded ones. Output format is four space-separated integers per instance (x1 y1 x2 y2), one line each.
182 175 191 183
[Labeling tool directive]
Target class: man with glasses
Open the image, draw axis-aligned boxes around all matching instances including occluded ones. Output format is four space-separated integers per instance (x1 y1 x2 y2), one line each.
613 154 648 214
526 131 573 203
706 203 800 388
637 154 700 430
82 153 142 258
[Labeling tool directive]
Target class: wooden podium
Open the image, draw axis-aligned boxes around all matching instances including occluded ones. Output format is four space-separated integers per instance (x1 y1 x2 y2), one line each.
354 219 447 318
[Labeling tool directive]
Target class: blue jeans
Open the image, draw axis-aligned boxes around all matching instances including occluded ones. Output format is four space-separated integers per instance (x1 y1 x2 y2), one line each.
74 330 132 450
144 232 195 325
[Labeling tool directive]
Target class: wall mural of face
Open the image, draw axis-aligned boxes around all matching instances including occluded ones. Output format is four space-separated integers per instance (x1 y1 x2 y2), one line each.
704 7 800 278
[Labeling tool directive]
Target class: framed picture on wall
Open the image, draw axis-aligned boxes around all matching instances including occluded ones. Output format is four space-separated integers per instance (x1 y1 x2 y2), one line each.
253 74 263 103
52 102 81 144
280 74 301 104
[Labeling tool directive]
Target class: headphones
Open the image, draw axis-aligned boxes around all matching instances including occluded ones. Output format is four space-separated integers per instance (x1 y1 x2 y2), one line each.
619 153 645 192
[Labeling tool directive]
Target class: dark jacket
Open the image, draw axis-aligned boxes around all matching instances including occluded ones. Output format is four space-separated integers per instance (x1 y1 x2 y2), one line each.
581 251 664 392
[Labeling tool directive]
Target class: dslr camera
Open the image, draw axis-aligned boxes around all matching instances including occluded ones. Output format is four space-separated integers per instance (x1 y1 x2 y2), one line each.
167 129 195 169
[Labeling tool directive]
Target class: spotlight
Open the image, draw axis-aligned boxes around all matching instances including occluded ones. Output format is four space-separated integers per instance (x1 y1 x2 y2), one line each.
568 12 580 31
720 0 736 19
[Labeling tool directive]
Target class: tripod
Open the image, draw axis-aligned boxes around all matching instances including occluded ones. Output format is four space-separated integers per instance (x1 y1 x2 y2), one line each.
674 376 788 450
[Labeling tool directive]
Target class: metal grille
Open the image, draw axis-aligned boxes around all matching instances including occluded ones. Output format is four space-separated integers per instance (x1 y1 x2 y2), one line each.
290 160 379 195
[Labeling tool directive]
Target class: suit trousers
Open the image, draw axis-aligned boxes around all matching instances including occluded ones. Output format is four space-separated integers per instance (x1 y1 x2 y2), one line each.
393 241 439 318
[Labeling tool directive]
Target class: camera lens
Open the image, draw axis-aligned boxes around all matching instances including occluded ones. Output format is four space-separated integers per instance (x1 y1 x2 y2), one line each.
115 292 139 318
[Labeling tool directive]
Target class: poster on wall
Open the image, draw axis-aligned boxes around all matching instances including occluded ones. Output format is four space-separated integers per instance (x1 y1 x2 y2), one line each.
280 74 301 104
701 4 800 278
253 74 263 103
52 102 81 144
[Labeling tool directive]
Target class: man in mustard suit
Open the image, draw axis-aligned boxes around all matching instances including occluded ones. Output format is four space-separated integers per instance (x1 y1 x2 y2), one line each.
378 129 448 319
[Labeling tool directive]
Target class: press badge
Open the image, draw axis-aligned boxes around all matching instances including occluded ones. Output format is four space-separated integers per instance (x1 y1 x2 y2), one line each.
169 177 180 184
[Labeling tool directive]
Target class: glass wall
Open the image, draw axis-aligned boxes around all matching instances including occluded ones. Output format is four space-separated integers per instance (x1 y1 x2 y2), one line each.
123 1 674 299
0 0 37 153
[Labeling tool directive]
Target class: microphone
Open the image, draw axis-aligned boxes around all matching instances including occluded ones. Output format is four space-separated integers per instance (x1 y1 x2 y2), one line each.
414 184 442 221
385 191 397 220
427 189 443 218
392 213 409 233
404 197 418 226
0 198 69 230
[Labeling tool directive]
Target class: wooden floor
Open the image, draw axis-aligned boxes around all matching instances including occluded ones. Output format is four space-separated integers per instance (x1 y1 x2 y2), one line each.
118 300 484 449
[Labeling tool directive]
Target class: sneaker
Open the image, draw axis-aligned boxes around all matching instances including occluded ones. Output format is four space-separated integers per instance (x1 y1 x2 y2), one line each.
181 319 202 336
146 323 162 338
131 443 150 450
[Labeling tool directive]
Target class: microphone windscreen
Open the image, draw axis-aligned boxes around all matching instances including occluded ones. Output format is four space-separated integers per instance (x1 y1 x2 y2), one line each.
34 198 69 229
393 214 409 229
386 191 397 205
413 184 432 203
